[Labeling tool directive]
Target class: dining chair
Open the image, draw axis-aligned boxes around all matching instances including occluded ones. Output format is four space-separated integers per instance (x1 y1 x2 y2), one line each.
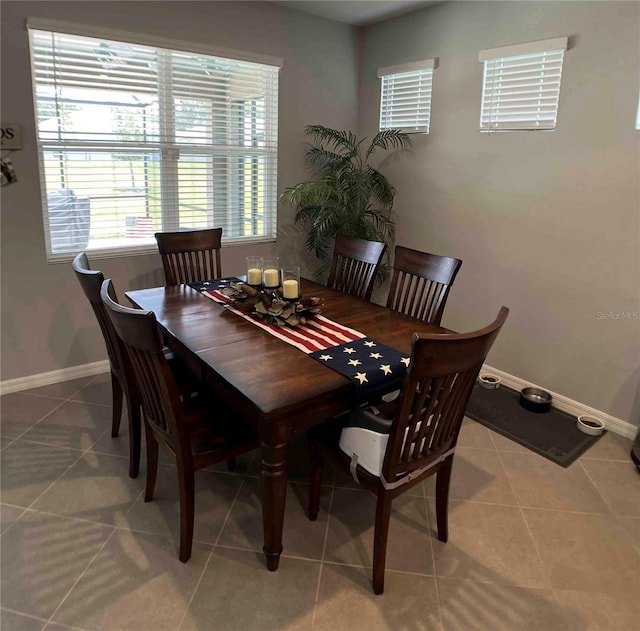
72 253 143 478
155 227 223 285
327 235 386 301
387 246 462 326
307 306 509 594
100 279 259 562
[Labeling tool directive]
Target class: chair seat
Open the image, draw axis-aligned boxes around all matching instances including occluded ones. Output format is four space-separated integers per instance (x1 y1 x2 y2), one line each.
172 394 258 466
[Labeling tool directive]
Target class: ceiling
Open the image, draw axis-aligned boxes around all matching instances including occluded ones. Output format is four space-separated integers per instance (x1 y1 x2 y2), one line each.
273 1 440 26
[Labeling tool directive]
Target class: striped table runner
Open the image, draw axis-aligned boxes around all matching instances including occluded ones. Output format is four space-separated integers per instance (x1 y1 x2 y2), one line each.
189 278 410 400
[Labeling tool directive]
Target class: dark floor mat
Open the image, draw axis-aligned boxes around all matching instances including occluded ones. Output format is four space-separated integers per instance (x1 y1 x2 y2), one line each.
465 384 603 467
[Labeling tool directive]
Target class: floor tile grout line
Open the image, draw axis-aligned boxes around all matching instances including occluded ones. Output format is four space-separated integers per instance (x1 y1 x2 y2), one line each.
577 458 616 513
314 557 437 576
2 419 124 539
4 436 91 453
44 525 118 627
66 398 113 408
423 495 521 508
612 514 640 555
0 505 29 537
44 470 148 629
19 373 101 410
65 374 114 407
485 423 499 450
0 445 90 539
4 396 69 443
0 436 17 451
454 444 499 452
0 606 51 628
311 483 335 630
494 449 553 591
176 477 247 631
487 448 615 516
211 541 324 564
424 488 445 629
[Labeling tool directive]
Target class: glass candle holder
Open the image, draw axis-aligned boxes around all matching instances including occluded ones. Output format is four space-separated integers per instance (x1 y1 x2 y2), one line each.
246 256 263 287
262 257 280 289
281 267 301 301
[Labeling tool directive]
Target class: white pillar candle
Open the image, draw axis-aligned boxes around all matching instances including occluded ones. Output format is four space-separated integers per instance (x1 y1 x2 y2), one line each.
263 268 279 288
247 267 262 285
282 279 299 299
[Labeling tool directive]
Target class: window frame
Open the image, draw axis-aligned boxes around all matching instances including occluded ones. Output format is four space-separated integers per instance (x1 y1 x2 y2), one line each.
377 58 437 134
478 37 568 133
27 18 282 262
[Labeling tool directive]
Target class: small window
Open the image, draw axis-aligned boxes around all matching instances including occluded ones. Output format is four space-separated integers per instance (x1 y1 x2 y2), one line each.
27 20 280 260
378 59 437 134
479 37 568 132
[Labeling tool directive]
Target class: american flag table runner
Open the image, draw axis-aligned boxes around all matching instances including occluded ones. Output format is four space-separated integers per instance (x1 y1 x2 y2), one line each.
189 278 242 304
310 337 410 401
189 279 411 400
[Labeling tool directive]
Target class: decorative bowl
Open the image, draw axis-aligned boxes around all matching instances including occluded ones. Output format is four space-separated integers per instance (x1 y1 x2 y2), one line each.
519 387 552 413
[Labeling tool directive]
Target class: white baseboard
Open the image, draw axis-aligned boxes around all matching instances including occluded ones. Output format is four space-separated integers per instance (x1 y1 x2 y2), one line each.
0 360 110 396
482 364 638 440
1 358 636 440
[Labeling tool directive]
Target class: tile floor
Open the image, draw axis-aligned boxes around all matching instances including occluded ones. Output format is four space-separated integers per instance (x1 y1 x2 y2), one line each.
1 373 639 630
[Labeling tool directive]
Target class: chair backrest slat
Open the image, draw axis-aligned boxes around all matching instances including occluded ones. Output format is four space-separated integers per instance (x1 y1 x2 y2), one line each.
387 246 462 325
155 228 223 285
327 236 386 301
382 307 508 483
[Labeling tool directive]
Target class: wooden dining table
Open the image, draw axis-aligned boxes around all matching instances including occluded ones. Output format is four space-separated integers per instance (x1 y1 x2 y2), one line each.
126 278 445 571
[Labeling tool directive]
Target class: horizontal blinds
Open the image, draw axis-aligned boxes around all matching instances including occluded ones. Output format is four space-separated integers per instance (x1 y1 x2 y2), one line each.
480 45 566 131
379 60 435 133
28 27 279 259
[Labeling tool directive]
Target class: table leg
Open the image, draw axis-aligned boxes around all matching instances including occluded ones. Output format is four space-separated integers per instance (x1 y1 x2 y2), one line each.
260 427 288 571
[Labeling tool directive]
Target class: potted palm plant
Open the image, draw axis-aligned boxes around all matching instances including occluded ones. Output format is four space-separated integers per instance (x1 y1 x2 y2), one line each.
280 124 412 282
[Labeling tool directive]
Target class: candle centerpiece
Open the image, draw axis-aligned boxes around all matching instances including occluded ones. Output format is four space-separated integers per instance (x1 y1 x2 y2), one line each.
281 267 301 301
220 272 322 328
262 257 280 289
246 256 263 287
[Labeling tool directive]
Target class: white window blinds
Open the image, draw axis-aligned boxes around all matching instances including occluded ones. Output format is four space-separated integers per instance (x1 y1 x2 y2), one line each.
27 22 280 260
378 59 436 133
479 37 568 132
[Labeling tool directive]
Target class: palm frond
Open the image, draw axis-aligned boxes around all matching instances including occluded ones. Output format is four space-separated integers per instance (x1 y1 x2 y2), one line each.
305 125 358 155
365 129 413 159
284 124 412 266
305 146 351 173
280 180 336 208
294 204 322 224
364 207 396 241
366 166 395 208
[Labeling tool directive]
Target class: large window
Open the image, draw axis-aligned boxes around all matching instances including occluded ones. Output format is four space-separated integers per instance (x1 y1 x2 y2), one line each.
378 59 436 134
28 21 280 259
479 37 568 132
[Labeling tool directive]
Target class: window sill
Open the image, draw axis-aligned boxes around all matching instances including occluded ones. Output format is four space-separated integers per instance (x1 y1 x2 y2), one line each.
46 236 277 264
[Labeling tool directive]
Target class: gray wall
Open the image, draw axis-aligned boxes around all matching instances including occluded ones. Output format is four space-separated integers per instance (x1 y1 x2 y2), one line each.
2 0 638 426
0 1 358 380
359 1 639 423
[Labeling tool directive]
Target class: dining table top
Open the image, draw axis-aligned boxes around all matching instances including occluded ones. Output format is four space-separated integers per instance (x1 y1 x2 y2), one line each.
125 278 446 429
